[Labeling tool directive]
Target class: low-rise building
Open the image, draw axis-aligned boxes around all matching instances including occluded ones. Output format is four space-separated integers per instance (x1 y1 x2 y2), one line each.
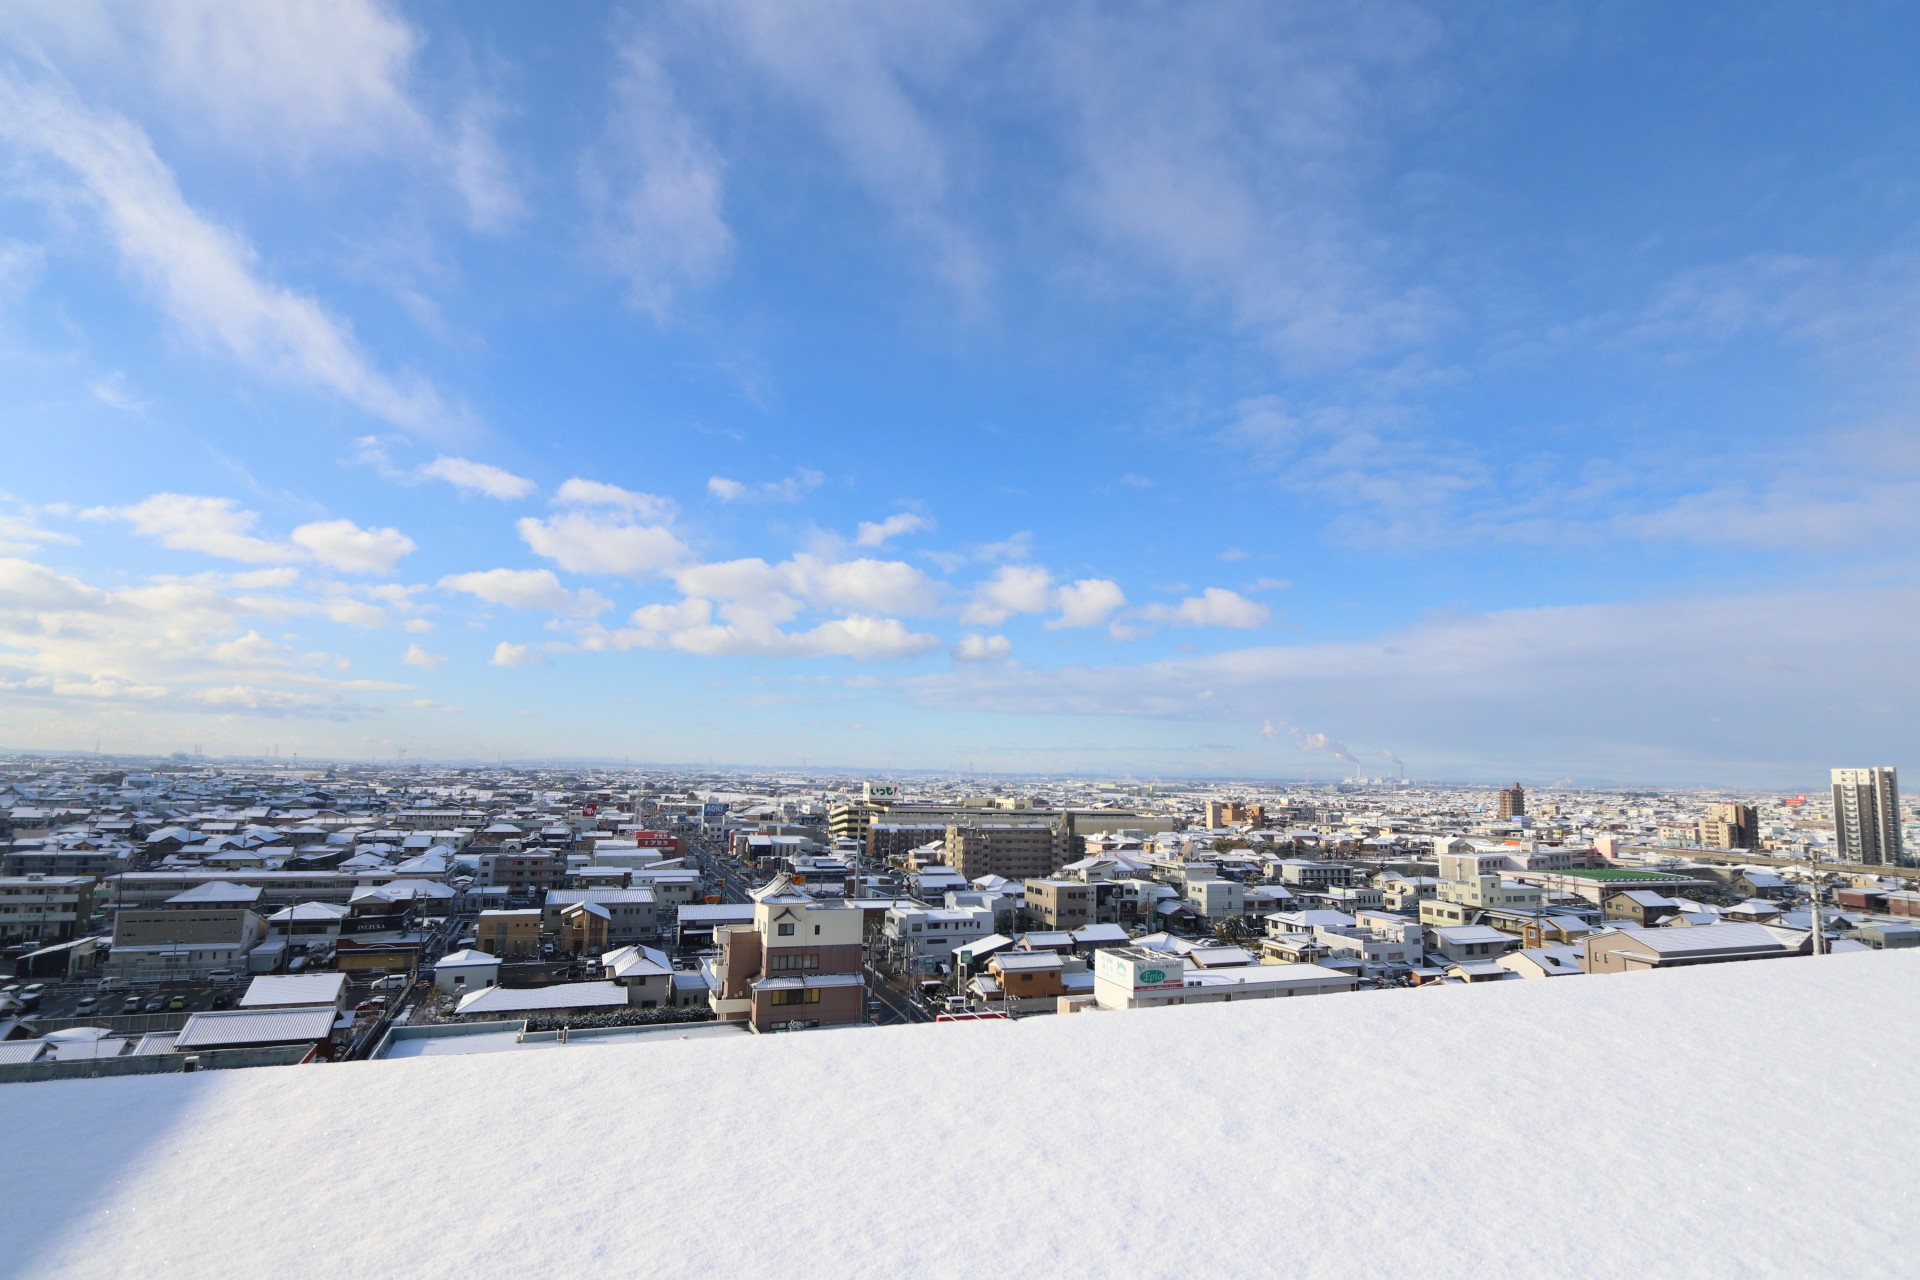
1092 946 1357 1010
1023 878 1094 930
474 908 542 959
106 906 267 982
0 875 95 944
1583 923 1803 973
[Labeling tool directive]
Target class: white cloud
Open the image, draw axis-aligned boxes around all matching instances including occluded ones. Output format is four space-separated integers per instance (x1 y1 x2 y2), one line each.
86 495 415 576
961 564 1054 625
516 511 689 578
10 2 521 229
790 555 943 616
401 643 445 670
289 519 415 574
446 97 523 232
89 374 148 412
790 615 939 660
490 642 547 668
422 456 535 500
0 511 78 556
1141 587 1271 629
908 581 1920 780
438 568 610 618
952 633 1011 662
554 477 676 520
0 555 398 720
590 37 733 319
709 4 988 301
1048 578 1127 629
322 598 389 629
855 512 931 546
84 494 289 563
0 71 449 432
707 468 825 503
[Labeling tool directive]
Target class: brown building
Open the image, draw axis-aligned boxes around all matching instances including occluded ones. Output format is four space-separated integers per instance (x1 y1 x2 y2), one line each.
1496 784 1526 821
986 950 1066 1000
1604 890 1681 927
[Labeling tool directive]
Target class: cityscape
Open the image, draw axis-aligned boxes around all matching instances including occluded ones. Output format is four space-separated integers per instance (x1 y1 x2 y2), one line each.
1 2 1916 1276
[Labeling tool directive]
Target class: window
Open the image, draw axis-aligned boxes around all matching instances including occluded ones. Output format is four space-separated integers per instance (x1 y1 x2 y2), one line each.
777 922 795 936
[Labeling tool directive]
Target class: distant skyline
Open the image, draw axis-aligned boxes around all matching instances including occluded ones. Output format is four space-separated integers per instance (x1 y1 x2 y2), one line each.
1 3 1916 786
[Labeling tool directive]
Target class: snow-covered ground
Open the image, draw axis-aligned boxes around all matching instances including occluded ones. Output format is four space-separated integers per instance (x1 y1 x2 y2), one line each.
2 951 1912 1279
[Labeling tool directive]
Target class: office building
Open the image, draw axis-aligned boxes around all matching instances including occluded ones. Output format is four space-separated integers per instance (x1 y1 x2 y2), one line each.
1831 767 1903 866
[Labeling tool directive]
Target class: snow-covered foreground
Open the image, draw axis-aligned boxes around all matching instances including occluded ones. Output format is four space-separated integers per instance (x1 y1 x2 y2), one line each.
2 952 1912 1279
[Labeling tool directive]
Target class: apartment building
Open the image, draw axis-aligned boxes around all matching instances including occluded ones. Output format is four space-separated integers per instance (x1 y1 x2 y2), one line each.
1701 803 1759 851
0 875 95 944
1831 767 1902 865
1023 878 1094 930
884 904 995 974
1496 783 1526 820
946 822 1082 881
708 873 866 1033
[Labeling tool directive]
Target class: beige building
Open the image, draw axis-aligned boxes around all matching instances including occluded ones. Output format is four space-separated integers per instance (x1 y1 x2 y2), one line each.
946 822 1081 881
1023 878 1093 930
1701 803 1759 851
1496 784 1526 821
475 908 542 958
1584 923 1801 973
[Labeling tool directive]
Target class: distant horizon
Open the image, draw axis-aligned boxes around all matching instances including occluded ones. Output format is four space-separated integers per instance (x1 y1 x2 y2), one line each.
0 745 1865 798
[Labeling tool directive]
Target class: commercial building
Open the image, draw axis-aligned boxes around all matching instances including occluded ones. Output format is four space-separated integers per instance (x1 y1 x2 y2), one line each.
1831 767 1903 865
106 906 268 982
884 904 995 973
1092 946 1357 1010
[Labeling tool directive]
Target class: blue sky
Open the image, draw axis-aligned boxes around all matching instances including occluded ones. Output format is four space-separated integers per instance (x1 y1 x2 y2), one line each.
0 2 1915 785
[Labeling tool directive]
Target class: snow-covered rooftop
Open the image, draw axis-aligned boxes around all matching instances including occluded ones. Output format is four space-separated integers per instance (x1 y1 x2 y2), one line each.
0 952 1913 1276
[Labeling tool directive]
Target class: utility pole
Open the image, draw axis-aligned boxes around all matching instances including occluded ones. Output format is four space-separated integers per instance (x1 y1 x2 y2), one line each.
1806 847 1824 956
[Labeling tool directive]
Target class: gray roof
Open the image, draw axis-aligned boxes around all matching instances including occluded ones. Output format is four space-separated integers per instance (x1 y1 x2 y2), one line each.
175 1007 336 1049
240 973 347 1008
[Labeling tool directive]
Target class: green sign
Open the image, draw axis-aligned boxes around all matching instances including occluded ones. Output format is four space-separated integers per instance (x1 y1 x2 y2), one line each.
1139 968 1167 984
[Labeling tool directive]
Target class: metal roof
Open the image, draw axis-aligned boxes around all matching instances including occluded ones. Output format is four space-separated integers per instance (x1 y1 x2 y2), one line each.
174 1007 335 1049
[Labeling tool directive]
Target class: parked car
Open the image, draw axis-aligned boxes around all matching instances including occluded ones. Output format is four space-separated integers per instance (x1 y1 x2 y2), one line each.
368 975 409 990
122 995 143 1013
20 984 46 1000
75 995 99 1012
353 997 388 1014
210 992 235 1010
143 995 168 1012
166 995 190 1011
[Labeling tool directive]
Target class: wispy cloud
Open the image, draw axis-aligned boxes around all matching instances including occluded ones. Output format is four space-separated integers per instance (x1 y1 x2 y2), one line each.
0 70 453 434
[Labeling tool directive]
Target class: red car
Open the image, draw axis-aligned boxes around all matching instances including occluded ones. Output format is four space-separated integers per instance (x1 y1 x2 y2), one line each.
353 997 388 1014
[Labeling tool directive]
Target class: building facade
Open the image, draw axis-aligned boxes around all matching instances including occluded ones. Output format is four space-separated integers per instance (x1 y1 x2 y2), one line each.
1831 767 1903 865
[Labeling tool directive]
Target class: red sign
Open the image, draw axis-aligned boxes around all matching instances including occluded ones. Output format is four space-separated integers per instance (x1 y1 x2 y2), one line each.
582 803 599 816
